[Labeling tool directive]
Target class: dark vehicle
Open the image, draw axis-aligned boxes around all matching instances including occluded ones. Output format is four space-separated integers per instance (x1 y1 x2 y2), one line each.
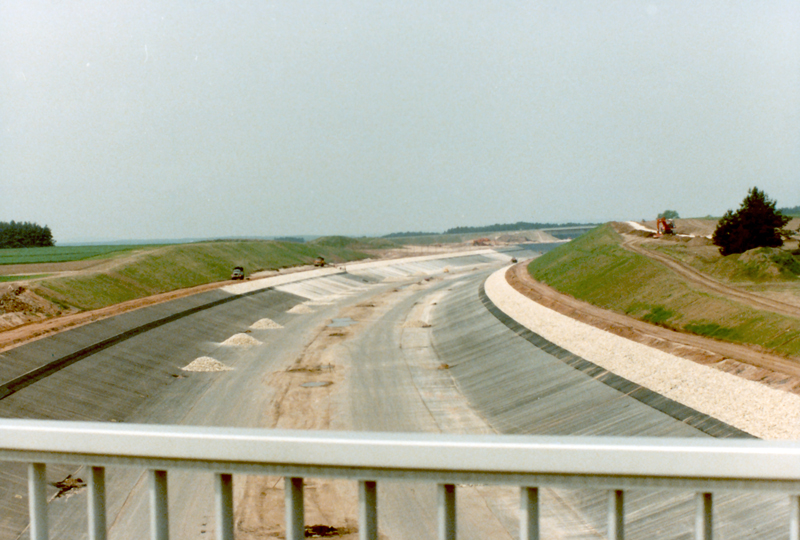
314 257 325 267
231 266 245 280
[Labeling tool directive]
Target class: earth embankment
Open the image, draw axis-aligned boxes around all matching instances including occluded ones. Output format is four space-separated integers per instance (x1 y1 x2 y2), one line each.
0 239 379 341
525 224 800 392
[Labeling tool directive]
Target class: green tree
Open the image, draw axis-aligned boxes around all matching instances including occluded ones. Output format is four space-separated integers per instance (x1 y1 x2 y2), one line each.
0 221 54 248
658 210 679 219
712 187 789 256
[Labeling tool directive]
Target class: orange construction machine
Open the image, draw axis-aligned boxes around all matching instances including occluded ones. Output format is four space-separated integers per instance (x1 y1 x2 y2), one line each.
656 217 675 235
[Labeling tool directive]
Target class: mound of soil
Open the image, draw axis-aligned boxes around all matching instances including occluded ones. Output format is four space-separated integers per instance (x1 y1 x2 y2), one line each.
687 236 713 247
737 247 800 279
0 284 66 331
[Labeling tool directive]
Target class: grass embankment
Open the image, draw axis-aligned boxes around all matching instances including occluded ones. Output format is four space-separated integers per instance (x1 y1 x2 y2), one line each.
648 242 800 284
32 238 377 311
528 224 800 358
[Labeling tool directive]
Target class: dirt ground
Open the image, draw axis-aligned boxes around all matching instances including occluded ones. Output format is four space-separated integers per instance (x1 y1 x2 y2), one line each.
634 217 800 239
507 263 800 396
235 296 398 539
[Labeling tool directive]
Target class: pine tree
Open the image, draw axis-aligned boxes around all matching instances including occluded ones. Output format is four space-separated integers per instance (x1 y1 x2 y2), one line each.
712 187 789 256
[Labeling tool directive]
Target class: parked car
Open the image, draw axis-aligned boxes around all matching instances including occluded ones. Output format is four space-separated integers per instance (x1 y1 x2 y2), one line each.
231 266 245 280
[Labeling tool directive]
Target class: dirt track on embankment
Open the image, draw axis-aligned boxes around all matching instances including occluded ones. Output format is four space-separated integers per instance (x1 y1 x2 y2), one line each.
507 263 800 396
620 235 800 316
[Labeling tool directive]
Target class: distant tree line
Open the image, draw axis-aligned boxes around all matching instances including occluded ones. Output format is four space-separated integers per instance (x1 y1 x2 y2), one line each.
0 221 55 249
443 221 596 234
274 236 306 243
382 231 439 238
778 205 800 217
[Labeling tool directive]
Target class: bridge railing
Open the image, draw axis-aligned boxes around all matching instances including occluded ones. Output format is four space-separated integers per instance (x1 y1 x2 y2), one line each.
1 419 799 540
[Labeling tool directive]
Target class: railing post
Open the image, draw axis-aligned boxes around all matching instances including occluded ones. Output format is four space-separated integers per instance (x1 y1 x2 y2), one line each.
695 492 713 540
285 477 304 540
359 480 378 540
608 489 624 540
214 473 234 540
149 470 169 540
28 463 48 540
791 495 800 540
88 466 107 540
438 483 456 540
520 487 539 540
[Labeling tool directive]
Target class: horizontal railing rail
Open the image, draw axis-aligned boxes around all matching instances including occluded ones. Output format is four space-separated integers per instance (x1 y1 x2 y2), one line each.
1 419 799 540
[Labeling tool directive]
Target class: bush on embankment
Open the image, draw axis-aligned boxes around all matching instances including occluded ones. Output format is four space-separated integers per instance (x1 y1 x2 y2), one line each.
33 240 371 311
528 224 800 358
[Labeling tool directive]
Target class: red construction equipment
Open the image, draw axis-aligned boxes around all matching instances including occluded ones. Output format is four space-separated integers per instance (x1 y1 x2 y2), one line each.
656 217 675 235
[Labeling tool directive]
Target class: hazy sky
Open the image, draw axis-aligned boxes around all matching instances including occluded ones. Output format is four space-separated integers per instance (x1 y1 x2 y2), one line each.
2 1 799 242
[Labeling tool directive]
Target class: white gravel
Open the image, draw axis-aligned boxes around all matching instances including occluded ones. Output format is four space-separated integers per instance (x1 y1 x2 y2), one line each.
182 357 233 372
485 267 800 440
250 318 283 329
221 333 262 347
288 304 314 314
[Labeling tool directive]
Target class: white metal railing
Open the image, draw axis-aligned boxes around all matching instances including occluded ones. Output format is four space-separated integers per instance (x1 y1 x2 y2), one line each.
2 419 800 540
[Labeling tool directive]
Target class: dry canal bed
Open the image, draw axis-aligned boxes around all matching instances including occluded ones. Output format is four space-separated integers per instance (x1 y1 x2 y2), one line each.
0 250 792 539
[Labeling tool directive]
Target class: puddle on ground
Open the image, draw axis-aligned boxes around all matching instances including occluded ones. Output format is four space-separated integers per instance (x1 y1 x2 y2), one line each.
327 318 355 328
301 381 333 388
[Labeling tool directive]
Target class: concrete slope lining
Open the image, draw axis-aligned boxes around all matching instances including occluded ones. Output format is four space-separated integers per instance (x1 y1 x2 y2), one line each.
275 274 372 301
429 271 786 539
0 251 511 403
484 266 800 440
427 272 744 438
475 283 752 439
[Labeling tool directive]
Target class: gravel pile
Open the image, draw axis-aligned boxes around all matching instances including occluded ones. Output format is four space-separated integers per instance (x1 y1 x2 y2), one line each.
182 357 233 372
250 318 283 329
485 267 800 440
288 304 314 314
221 333 262 346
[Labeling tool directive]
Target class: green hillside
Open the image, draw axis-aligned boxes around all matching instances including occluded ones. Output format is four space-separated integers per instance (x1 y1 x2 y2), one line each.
528 224 800 358
33 239 372 311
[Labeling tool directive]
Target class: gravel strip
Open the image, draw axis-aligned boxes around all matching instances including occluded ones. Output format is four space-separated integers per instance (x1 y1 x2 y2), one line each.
485 267 800 440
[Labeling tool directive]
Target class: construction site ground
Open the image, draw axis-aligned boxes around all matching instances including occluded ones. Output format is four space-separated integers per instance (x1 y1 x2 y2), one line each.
509 219 800 396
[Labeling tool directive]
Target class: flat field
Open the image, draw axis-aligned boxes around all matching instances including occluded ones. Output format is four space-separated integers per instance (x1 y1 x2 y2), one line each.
0 245 158 265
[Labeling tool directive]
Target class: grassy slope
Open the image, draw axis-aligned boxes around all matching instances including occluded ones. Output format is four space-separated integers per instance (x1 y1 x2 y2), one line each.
528 224 800 358
33 239 374 311
648 242 800 283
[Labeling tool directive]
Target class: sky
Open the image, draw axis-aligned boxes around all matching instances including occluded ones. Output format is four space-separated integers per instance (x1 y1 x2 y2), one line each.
1 1 799 242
